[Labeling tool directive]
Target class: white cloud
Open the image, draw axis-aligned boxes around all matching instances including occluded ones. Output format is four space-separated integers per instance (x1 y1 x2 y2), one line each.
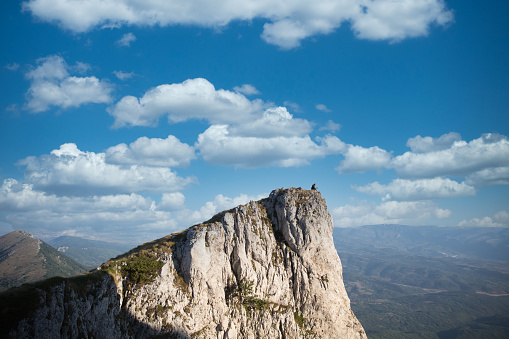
233 84 260 95
108 78 264 128
465 166 509 187
458 211 509 228
196 125 345 168
335 133 509 185
319 120 341 133
354 177 476 201
116 32 136 47
176 192 267 226
332 200 451 227
0 179 267 242
377 200 451 219
105 135 196 168
18 143 196 196
336 145 392 173
495 211 509 224
229 107 312 138
113 70 134 80
24 55 113 113
0 178 179 243
351 0 454 42
406 132 461 153
5 63 20 71
315 104 331 112
392 133 509 178
157 192 186 211
23 0 453 49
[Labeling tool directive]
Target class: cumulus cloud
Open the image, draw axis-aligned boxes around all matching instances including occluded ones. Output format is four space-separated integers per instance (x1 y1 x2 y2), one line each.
315 104 331 112
458 211 509 228
336 145 392 173
351 0 454 42
18 143 196 196
319 120 341 133
0 178 178 243
0 179 269 242
108 78 264 128
196 125 345 168
23 0 453 48
228 107 312 138
392 133 509 178
406 132 461 153
176 192 267 226
338 132 509 181
105 135 196 168
332 200 451 227
465 166 509 187
116 32 136 46
233 84 260 95
113 70 134 80
24 55 113 113
157 192 186 211
354 177 476 201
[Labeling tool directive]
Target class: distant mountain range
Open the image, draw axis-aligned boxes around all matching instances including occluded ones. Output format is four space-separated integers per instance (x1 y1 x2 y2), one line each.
334 224 509 261
47 235 133 268
0 231 87 292
334 225 509 339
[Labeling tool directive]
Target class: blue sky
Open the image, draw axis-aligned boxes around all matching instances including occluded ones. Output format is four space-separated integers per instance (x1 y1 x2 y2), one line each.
1 0 508 244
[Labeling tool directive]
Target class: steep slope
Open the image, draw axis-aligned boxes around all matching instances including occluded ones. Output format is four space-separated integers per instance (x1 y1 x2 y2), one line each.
0 231 87 292
1 187 366 338
47 236 134 268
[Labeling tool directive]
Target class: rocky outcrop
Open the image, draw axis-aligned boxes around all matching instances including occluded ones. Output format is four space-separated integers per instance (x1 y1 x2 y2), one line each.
2 187 366 338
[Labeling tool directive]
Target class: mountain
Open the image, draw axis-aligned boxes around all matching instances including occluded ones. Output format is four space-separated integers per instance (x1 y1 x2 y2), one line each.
0 230 87 292
334 224 509 261
47 236 134 268
0 187 366 338
334 225 509 338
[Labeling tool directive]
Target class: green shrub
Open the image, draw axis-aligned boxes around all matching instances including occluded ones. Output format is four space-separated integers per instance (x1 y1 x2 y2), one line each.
121 254 164 287
294 311 305 329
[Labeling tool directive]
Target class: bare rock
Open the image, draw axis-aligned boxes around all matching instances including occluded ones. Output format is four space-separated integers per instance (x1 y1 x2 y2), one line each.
4 187 366 338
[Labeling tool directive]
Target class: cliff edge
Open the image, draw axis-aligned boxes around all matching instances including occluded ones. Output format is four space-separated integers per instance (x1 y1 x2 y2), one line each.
2 187 366 338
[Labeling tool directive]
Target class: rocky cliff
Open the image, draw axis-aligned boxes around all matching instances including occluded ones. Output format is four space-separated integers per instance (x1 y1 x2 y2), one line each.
1 187 366 338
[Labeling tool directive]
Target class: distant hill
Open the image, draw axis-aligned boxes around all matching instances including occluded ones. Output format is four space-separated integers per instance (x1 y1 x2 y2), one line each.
0 230 87 292
47 235 133 268
334 225 509 339
334 224 509 261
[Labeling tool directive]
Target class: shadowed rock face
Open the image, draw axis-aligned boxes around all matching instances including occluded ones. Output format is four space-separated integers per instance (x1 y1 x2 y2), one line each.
3 188 366 338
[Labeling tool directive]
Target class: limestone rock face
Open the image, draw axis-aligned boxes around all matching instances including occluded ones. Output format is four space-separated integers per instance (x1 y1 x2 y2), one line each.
4 188 366 338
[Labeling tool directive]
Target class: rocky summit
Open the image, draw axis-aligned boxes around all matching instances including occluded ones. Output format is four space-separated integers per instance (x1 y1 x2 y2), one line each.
1 187 366 338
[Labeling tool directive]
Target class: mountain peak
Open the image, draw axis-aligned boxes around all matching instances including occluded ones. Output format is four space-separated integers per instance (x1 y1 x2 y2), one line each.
3 188 366 338
0 231 87 292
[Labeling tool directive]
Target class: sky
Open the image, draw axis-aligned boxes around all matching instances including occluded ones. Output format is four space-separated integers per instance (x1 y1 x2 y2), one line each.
1 0 508 244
